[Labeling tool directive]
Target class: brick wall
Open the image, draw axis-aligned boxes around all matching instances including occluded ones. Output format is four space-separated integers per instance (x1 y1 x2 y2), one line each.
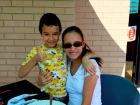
0 0 75 86
75 0 129 76
0 0 130 86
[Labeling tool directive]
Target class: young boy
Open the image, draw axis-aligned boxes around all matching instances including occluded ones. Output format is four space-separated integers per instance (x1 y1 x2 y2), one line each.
18 13 95 103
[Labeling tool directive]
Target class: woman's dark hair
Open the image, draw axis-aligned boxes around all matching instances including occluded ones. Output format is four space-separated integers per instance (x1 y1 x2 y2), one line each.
39 13 62 34
62 26 102 67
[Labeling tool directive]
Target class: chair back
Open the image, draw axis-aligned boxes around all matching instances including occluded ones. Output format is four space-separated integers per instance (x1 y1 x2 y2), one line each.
101 74 140 105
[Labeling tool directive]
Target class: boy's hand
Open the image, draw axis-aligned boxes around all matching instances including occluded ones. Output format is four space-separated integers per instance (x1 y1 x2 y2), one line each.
82 51 97 75
35 46 46 62
83 59 96 75
37 50 46 62
38 71 54 85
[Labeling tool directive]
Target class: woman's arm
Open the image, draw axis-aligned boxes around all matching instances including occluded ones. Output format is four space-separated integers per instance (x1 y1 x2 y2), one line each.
82 59 101 105
82 73 98 105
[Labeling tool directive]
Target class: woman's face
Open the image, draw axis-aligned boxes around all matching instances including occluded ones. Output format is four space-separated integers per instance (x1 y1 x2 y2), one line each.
63 32 85 60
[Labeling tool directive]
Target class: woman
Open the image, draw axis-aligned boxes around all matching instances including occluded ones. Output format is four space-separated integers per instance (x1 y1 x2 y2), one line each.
62 26 102 105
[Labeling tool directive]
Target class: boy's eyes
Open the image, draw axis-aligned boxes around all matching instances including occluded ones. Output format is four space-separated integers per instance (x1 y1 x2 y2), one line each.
43 33 59 36
53 33 59 36
44 33 49 36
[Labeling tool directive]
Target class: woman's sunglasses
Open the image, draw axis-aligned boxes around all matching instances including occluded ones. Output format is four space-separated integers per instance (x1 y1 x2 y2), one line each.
63 41 83 49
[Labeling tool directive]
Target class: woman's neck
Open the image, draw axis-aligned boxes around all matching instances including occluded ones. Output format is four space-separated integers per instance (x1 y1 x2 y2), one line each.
70 58 82 76
71 58 82 65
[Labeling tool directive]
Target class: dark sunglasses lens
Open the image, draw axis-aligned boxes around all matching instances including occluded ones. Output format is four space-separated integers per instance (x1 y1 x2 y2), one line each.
63 42 83 49
63 43 72 48
73 42 83 47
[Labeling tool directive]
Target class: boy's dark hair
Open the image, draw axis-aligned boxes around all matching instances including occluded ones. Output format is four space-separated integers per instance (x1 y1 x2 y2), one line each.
39 13 62 34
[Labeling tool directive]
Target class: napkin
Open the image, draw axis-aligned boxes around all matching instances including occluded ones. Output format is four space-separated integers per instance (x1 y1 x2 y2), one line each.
7 94 37 105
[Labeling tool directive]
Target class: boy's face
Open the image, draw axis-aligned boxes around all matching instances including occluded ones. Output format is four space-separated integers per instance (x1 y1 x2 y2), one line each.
41 25 60 48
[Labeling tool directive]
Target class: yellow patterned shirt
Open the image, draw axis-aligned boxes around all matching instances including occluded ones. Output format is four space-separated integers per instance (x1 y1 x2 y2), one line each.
22 44 67 97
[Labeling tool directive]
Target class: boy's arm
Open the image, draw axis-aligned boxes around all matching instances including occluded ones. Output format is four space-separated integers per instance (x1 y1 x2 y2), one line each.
18 46 47 78
82 52 97 75
18 55 38 78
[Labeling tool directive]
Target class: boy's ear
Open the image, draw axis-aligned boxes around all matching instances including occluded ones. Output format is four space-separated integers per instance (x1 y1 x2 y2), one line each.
40 34 44 41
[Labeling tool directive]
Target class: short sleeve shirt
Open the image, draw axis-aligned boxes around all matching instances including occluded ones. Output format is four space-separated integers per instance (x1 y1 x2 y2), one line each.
66 59 102 105
22 44 67 97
